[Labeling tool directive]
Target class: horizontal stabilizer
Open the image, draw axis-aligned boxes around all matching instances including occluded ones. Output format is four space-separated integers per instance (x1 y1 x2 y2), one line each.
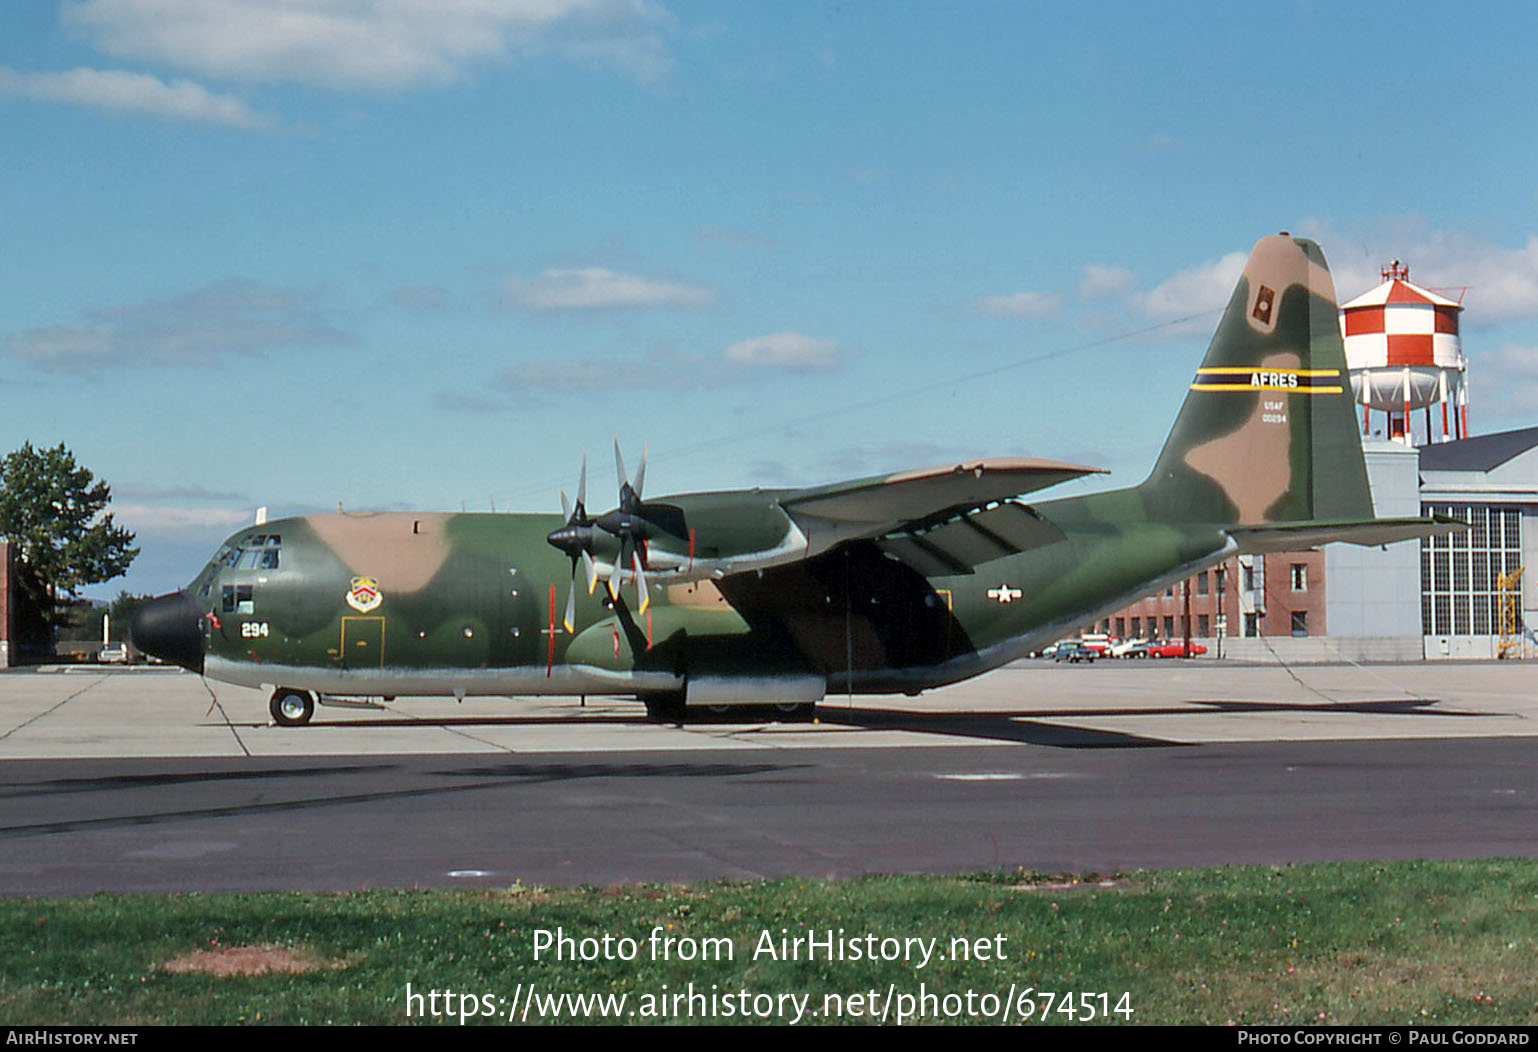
1228 515 1465 554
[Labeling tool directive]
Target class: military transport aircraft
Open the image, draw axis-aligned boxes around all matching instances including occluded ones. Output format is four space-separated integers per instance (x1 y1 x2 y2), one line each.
132 234 1453 726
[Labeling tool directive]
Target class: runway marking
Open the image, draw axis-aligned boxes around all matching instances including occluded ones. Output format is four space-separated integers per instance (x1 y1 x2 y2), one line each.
935 773 1023 781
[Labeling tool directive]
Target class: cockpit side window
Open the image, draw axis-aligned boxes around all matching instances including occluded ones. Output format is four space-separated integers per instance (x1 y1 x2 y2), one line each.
221 584 255 614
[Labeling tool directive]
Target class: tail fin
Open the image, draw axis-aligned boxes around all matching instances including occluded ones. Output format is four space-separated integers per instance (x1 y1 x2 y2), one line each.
1140 233 1373 526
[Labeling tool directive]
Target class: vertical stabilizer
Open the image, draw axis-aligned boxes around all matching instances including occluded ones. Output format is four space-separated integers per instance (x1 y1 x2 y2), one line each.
1140 234 1373 526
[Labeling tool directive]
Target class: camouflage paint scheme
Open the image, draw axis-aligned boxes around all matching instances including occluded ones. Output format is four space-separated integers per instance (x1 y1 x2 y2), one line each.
136 235 1453 723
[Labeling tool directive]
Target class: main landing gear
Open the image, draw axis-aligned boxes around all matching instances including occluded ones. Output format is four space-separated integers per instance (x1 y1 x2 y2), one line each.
640 693 817 723
269 687 315 727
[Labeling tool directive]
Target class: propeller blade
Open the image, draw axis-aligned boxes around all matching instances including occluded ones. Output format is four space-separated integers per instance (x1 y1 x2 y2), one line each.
576 453 587 514
582 550 598 594
633 548 650 614
633 446 647 500
560 489 572 523
614 439 628 492
563 576 577 633
608 536 626 598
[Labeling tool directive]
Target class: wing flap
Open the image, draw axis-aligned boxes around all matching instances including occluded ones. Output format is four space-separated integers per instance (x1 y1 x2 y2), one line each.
877 501 1068 575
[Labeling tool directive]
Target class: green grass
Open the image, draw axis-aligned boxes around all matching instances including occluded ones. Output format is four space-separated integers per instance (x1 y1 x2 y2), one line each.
4 860 1538 1025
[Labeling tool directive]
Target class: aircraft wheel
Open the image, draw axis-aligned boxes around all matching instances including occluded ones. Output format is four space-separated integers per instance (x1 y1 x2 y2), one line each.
270 688 315 727
643 692 686 722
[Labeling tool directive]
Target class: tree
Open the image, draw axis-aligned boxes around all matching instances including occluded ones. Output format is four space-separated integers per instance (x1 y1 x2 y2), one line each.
0 442 137 601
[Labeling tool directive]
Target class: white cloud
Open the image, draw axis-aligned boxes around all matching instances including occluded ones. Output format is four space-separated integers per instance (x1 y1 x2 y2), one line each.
1478 344 1538 415
109 502 254 531
481 330 844 399
114 483 250 503
976 290 1060 319
1387 234 1538 325
1293 219 1538 325
1079 264 1134 300
1134 250 1247 326
502 358 668 390
503 267 713 310
723 331 841 371
63 0 674 90
0 65 269 127
3 279 354 371
1130 131 1184 154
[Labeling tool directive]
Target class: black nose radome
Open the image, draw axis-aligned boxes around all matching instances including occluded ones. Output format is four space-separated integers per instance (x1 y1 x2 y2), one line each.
129 591 204 674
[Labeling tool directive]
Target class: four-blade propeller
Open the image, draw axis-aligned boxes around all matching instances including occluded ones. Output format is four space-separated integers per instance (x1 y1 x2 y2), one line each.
544 442 653 632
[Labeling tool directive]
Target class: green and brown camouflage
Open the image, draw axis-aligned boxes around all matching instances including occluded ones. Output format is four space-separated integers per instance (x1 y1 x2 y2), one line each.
131 234 1457 725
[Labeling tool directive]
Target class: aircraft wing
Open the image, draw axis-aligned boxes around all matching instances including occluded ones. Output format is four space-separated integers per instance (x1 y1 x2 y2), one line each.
782 457 1101 527
779 457 1102 573
598 458 1103 591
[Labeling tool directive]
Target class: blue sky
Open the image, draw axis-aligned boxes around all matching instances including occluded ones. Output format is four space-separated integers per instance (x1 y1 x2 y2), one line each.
4 1 1538 598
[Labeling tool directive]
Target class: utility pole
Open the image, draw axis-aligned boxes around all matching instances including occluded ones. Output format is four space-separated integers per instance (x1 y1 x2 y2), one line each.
1182 577 1192 655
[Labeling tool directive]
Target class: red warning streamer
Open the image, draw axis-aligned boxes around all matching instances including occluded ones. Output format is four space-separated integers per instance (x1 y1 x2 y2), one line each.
546 584 556 677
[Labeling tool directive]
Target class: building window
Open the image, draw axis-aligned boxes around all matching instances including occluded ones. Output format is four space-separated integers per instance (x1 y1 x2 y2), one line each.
1290 564 1307 592
1131 617 1141 637
1291 611 1308 637
1163 616 1175 637
1215 568 1226 595
1242 564 1256 591
1198 614 1210 637
1197 571 1208 596
1114 617 1125 637
1421 504 1523 637
1244 612 1259 638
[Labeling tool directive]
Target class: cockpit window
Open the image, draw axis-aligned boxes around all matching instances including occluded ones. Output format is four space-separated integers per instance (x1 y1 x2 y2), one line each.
226 536 282 571
222 584 254 614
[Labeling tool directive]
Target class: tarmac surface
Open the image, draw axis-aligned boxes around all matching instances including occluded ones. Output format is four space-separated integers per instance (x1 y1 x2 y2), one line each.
2 660 1537 894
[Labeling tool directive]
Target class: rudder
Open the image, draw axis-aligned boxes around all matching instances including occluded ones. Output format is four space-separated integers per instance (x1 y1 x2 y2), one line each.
1140 234 1373 527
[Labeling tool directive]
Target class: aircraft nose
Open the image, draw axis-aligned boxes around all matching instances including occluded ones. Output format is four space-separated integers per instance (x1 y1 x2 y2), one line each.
128 591 205 674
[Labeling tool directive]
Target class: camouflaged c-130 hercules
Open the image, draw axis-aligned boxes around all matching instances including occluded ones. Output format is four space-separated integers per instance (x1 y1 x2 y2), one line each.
131 234 1459 725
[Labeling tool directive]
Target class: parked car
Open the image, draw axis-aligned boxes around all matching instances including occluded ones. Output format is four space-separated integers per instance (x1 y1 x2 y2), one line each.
1146 641 1208 659
1110 637 1148 658
97 642 130 664
1054 642 1098 663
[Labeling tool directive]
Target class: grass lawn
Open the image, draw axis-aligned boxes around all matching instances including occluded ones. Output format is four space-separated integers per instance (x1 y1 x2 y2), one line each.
3 860 1535 1025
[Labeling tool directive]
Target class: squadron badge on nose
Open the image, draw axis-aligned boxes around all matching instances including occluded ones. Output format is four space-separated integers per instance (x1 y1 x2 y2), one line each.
347 576 383 612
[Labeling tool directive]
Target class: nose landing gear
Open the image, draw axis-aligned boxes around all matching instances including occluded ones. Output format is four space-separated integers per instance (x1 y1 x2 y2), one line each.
269 688 315 727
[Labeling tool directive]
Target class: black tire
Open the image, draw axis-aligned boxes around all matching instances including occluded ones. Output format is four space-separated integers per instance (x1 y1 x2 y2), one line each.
270 688 315 727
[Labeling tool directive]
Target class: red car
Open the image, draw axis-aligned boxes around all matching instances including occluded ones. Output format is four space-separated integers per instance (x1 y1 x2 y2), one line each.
1146 641 1208 659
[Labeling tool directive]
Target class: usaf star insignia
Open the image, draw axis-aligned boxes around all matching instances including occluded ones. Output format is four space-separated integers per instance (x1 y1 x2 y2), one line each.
987 584 1023 604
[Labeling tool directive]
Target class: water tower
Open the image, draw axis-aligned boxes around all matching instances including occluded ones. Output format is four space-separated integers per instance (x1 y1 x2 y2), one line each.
1339 261 1467 445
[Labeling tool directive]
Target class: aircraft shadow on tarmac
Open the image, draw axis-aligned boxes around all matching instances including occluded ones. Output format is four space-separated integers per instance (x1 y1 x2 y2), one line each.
815 696 1465 749
0 760 797 839
205 695 1470 749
